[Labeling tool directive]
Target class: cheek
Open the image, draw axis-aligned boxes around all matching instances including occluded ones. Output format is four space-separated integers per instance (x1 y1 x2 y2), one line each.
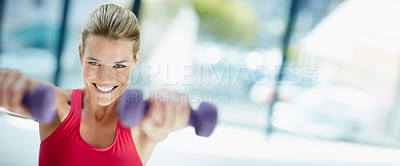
116 69 131 83
83 65 98 78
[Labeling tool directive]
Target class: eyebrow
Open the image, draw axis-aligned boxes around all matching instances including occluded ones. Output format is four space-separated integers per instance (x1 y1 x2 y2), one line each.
87 57 128 63
87 57 100 61
114 60 128 63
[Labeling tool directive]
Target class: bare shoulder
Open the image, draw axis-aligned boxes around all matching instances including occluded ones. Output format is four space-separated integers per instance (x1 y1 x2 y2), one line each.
38 85 73 142
54 87 73 121
40 83 73 121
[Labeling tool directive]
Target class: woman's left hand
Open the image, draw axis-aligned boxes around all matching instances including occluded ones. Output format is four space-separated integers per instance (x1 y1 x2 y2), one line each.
139 89 191 143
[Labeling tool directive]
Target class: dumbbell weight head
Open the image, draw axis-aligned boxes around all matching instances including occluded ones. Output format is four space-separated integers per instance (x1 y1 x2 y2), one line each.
189 102 218 137
22 84 57 124
118 89 148 127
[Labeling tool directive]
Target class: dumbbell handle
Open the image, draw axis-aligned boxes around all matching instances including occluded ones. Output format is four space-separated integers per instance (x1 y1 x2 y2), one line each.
22 84 56 124
140 101 215 131
119 89 218 137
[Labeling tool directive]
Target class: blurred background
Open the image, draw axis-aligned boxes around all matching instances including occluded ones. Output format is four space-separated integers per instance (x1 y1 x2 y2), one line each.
1 0 400 165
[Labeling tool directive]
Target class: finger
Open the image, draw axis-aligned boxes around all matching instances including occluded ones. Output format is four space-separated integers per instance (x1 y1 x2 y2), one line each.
0 69 10 107
10 75 29 113
0 69 10 83
148 90 165 126
146 90 157 122
148 89 159 103
2 70 20 109
158 89 170 126
150 102 163 126
173 92 190 130
164 91 177 129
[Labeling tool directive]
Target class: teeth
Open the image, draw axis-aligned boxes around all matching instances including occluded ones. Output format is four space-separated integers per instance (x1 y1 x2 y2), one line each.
95 84 114 92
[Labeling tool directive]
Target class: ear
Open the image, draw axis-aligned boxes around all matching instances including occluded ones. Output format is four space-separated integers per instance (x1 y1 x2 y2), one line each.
79 43 84 66
132 49 140 71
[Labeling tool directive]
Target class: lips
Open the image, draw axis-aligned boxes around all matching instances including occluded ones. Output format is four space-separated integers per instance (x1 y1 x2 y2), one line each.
93 83 118 93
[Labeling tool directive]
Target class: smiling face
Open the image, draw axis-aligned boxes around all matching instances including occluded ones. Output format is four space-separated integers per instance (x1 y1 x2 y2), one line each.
79 35 139 106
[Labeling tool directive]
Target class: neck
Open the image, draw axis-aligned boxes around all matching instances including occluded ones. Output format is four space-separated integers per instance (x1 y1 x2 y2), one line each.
82 88 119 122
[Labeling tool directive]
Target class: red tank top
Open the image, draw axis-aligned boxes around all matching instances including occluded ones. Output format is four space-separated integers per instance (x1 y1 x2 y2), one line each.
39 89 143 166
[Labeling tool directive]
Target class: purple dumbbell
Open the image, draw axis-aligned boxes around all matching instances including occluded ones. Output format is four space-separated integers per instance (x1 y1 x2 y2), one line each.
22 84 57 124
119 89 218 137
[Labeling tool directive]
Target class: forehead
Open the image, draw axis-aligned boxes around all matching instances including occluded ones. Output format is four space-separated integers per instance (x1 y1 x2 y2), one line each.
84 36 134 60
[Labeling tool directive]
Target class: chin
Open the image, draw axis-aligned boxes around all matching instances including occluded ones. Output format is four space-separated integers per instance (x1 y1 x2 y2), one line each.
92 93 114 106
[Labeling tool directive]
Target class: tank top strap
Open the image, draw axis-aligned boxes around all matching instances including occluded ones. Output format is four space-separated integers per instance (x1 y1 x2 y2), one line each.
66 89 82 125
72 89 82 111
71 89 82 115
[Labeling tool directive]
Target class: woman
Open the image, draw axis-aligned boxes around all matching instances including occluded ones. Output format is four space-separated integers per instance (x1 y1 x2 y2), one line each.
0 4 190 166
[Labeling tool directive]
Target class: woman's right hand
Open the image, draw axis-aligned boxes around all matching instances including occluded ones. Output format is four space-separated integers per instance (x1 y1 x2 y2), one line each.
0 69 38 118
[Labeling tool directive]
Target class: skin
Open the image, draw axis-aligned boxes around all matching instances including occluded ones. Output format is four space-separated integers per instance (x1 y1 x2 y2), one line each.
0 36 191 165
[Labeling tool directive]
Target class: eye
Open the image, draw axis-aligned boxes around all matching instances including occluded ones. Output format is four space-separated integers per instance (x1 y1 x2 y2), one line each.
89 62 100 66
114 64 126 68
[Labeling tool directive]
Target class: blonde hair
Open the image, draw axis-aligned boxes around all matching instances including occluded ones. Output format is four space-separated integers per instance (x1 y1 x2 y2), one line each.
81 4 140 59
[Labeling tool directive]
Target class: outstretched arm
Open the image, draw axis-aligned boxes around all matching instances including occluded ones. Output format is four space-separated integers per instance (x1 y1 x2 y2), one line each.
0 69 72 142
131 89 191 165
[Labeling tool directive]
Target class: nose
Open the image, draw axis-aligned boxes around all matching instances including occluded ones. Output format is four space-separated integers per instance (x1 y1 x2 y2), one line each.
98 66 116 83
